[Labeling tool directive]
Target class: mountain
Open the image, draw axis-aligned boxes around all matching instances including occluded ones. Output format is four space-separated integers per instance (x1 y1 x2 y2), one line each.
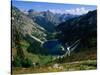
12 6 47 44
56 10 97 47
27 9 77 32
12 6 49 67
28 10 55 32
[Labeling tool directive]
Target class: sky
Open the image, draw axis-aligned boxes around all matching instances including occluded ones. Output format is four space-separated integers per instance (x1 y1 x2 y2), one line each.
12 0 97 15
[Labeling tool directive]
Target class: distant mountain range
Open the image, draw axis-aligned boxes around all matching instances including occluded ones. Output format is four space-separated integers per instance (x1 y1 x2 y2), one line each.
27 9 78 32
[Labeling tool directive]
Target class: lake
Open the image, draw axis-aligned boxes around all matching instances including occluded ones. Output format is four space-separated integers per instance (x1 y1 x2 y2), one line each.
42 40 66 55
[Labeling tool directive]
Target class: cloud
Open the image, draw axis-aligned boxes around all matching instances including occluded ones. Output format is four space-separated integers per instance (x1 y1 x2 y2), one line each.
65 7 89 15
49 9 65 14
49 7 89 15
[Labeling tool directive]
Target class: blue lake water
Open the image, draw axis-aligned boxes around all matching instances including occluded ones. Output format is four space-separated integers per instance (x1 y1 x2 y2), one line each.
42 40 66 55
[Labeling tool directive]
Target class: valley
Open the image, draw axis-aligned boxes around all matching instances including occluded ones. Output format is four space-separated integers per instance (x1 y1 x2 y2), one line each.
11 2 97 74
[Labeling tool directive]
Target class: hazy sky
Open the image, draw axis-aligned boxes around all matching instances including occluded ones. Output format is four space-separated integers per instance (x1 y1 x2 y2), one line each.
12 0 97 15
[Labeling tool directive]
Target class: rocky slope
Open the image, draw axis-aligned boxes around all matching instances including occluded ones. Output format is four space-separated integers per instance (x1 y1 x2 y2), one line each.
12 6 48 67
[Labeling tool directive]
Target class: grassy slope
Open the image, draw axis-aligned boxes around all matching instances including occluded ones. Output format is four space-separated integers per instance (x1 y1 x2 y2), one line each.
12 47 97 74
12 60 96 74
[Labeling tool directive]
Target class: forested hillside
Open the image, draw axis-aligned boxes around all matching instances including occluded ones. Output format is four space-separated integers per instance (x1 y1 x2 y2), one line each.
56 10 97 47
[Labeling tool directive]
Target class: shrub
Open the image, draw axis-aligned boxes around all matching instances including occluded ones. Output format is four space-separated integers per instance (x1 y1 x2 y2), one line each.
13 56 22 67
13 56 33 68
21 58 33 68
